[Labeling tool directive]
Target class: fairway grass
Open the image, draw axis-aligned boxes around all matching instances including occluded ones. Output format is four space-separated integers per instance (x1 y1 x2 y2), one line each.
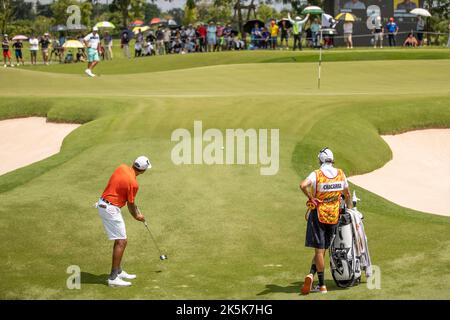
0 51 449 299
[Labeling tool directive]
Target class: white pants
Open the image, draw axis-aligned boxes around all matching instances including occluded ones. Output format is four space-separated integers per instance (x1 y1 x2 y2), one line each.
97 198 127 240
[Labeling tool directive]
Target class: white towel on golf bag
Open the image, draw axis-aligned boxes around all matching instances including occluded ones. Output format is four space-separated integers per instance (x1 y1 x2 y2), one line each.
346 208 372 278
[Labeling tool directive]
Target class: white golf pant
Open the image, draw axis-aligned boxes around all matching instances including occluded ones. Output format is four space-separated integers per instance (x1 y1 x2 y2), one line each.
97 198 127 240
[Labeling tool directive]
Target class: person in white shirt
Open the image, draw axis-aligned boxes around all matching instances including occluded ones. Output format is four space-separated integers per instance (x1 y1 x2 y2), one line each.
83 26 101 77
29 35 39 65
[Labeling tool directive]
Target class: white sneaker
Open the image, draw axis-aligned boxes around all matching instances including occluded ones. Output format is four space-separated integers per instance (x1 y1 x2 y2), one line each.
107 277 132 287
118 270 136 280
85 68 90 76
3 64 6 68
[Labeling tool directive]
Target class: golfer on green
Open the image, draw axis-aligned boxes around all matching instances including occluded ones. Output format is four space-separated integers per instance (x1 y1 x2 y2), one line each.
83 26 100 77
299 148 352 294
97 156 150 287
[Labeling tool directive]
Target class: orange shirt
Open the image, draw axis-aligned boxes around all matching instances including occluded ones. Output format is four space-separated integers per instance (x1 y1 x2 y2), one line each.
101 164 139 207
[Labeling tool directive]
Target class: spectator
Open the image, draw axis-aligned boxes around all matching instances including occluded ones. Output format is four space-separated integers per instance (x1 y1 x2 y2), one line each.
416 16 425 46
269 20 279 50
156 26 165 55
164 27 171 54
64 50 73 63
50 36 61 63
2 34 12 67
288 13 310 51
372 16 384 48
403 33 418 47
121 31 131 58
386 17 399 47
279 20 290 49
216 22 224 51
207 21 217 52
134 39 142 57
197 23 207 52
261 27 270 49
223 23 233 50
28 34 39 65
103 31 113 60
251 22 262 48
40 33 51 65
12 39 24 66
447 23 450 47
310 18 321 47
343 21 353 49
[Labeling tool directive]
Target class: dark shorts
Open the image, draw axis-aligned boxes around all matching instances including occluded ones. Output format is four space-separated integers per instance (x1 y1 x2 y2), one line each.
305 209 337 249
15 50 22 59
417 32 423 41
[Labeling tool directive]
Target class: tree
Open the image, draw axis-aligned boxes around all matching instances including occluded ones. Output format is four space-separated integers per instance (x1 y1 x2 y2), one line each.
183 0 197 25
257 3 276 23
144 2 161 21
12 0 35 21
0 0 13 34
50 0 78 25
112 0 131 28
36 1 52 18
129 0 145 21
165 8 184 24
80 1 93 27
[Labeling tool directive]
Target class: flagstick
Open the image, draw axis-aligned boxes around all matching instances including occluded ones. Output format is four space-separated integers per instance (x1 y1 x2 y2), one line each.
318 29 323 89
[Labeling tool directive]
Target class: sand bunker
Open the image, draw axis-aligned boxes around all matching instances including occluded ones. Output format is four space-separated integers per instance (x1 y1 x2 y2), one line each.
0 117 80 175
350 129 450 217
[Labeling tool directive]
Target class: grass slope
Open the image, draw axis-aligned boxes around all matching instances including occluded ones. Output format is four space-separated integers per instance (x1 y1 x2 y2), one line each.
0 51 449 299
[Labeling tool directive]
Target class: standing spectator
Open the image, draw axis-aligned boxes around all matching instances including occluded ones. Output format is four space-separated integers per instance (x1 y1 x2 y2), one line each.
145 31 156 56
50 36 61 63
135 29 144 57
83 26 101 77
197 23 207 52
103 31 113 60
40 33 51 65
279 20 290 49
223 23 233 50
343 21 353 49
216 22 224 51
121 31 131 58
288 13 310 51
310 18 321 47
251 22 262 48
29 34 39 65
261 27 270 49
2 34 12 67
269 20 279 50
13 39 24 66
416 16 425 46
386 17 399 47
207 21 217 52
163 27 171 54
447 23 450 47
372 16 384 48
156 26 165 55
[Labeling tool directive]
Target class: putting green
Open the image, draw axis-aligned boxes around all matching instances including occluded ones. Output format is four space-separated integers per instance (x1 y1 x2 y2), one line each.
0 50 449 299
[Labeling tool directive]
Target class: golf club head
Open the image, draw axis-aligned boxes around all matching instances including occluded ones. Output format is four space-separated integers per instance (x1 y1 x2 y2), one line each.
160 254 168 261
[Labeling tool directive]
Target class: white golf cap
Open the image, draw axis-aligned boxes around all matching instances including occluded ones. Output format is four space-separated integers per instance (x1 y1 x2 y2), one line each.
93 26 99 31
318 147 334 164
133 156 151 171
295 16 301 20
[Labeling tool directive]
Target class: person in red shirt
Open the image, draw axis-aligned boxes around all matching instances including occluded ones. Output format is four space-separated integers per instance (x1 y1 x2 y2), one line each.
197 23 207 52
97 156 151 287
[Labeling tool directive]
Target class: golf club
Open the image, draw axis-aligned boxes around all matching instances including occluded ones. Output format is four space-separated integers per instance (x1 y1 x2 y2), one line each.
143 221 168 261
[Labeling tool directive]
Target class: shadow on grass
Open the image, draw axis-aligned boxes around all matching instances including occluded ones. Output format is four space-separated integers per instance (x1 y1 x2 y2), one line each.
257 280 345 296
81 272 109 286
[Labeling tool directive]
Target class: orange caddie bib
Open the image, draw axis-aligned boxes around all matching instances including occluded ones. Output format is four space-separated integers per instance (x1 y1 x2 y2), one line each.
314 168 345 225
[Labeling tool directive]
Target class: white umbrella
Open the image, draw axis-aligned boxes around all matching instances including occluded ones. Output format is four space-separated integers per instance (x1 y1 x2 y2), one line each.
94 21 116 29
410 8 431 17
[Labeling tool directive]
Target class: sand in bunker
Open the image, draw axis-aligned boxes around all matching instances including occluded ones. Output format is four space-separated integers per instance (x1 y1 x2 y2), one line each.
349 129 450 217
0 117 80 175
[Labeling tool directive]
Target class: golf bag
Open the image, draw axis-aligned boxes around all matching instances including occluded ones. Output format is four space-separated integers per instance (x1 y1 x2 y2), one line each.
329 194 372 288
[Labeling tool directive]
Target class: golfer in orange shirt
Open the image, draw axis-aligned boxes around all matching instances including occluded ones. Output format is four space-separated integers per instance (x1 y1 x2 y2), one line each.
97 156 151 287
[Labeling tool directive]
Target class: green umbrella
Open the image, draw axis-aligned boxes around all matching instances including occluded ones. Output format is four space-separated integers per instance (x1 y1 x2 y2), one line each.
302 6 323 15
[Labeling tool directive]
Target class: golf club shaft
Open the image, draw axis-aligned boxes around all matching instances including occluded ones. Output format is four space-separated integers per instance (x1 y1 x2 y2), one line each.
144 222 163 256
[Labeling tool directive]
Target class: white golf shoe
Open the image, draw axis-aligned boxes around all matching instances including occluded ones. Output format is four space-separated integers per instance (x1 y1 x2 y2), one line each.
118 270 137 280
107 277 132 287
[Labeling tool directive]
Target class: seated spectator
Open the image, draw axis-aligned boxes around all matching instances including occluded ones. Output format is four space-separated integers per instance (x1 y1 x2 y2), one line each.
403 33 418 47
251 23 262 48
64 50 73 63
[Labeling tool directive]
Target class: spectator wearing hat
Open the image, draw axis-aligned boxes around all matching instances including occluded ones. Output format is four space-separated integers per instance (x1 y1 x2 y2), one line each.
288 13 310 51
207 21 217 52
2 34 12 67
83 26 101 77
386 17 399 47
40 33 51 65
